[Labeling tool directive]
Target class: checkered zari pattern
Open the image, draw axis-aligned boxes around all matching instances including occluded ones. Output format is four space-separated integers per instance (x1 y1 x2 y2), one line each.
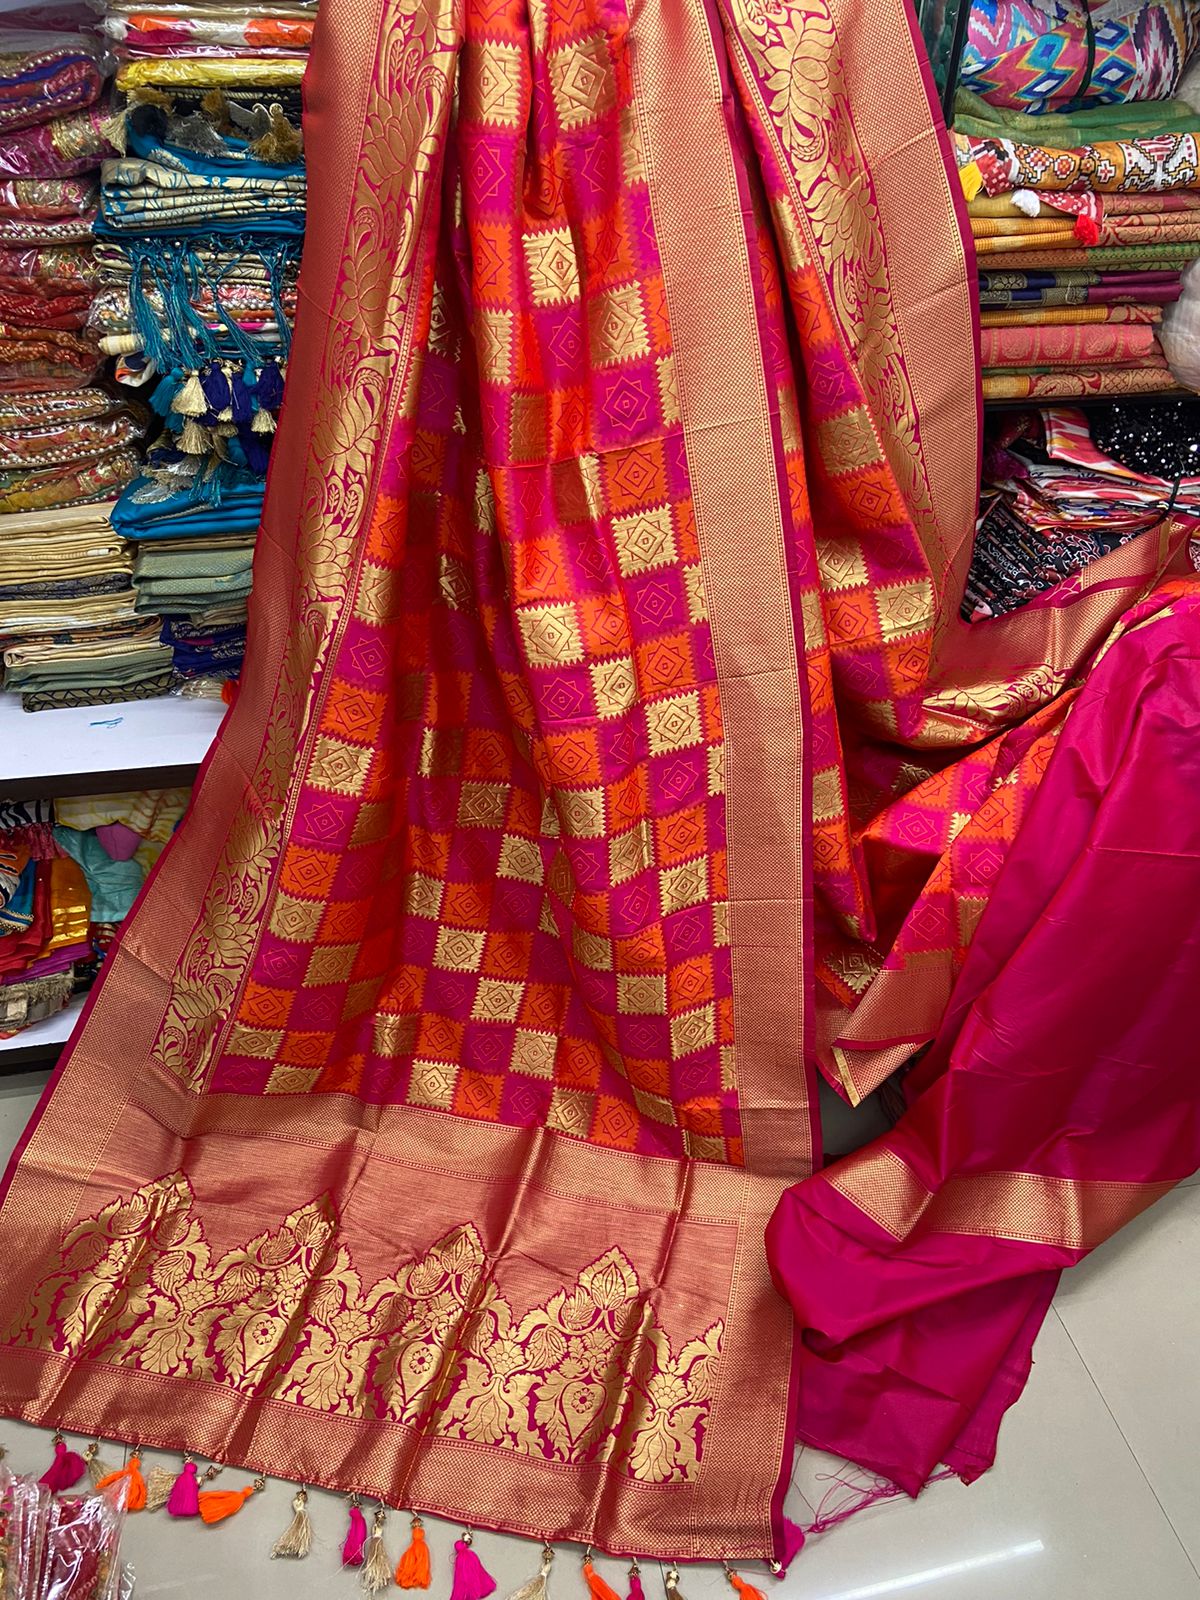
217 0 740 1162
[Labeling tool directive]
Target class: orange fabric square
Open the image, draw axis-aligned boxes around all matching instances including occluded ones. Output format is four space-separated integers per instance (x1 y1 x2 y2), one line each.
320 678 387 747
511 532 570 603
680 1096 723 1136
716 993 735 1046
603 441 667 514
411 427 447 490
608 766 648 831
711 846 727 898
667 953 714 1012
442 880 493 928
544 726 603 785
656 804 706 868
378 965 426 1012
464 725 515 779
636 631 695 697
613 923 665 972
591 1093 640 1150
472 218 515 304
279 1030 334 1067
643 273 671 353
559 1035 603 1090
626 1054 671 1095
701 680 723 741
279 844 340 899
579 591 631 657
581 203 636 288
417 1012 465 1061
318 1054 364 1095
506 785 542 837
362 493 406 564
483 930 534 979
675 497 698 563
315 897 371 946
520 981 569 1031
238 980 295 1030
455 1069 503 1120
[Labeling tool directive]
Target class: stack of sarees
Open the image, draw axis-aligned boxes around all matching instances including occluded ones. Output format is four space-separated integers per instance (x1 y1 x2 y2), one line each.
0 25 160 711
94 3 313 688
956 82 1200 401
0 785 190 1037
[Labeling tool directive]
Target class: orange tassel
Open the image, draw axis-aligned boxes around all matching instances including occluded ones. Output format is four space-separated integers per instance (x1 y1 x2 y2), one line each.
198 1478 265 1525
96 1453 147 1512
396 1515 431 1589
725 1571 767 1600
583 1553 621 1600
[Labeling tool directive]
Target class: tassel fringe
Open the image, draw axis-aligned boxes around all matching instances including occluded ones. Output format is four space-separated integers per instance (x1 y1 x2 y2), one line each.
450 1534 497 1600
272 1487 313 1559
40 1435 86 1493
96 1454 147 1512
664 1569 685 1600
343 1498 368 1567
725 1572 767 1600
396 1514 431 1588
144 1465 177 1512
626 1563 645 1600
84 1442 117 1489
360 1507 393 1594
167 1460 201 1517
198 1477 264 1525
506 1544 554 1600
583 1556 621 1600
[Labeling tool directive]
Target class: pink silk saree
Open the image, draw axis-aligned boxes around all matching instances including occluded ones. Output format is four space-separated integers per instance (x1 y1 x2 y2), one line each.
0 0 1196 1565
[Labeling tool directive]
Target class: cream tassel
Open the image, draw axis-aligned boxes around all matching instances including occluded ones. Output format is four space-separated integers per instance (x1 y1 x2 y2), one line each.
506 1545 554 1600
251 407 276 433
361 1506 393 1594
271 1486 313 1559
664 1569 685 1600
144 1465 176 1512
172 370 207 418
84 1441 117 1489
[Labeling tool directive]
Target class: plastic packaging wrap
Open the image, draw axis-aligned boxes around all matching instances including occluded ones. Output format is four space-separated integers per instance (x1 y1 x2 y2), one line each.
0 32 110 134
1160 259 1200 392
40 1489 126 1600
0 106 116 181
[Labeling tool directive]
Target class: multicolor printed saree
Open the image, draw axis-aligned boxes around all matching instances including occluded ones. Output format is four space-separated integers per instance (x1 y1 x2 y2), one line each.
0 0 1198 1567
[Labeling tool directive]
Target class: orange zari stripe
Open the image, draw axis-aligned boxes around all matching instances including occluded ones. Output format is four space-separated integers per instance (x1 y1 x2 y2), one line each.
825 1146 1175 1251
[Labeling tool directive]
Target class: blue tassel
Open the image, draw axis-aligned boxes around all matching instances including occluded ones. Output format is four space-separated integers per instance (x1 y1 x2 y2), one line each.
230 369 254 424
201 364 231 416
255 360 284 411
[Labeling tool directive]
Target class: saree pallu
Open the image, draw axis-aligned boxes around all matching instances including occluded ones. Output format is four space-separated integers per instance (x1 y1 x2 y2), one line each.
0 0 1195 1564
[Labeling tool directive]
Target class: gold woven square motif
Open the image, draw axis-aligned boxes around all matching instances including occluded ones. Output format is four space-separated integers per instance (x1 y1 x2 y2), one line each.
646 690 702 755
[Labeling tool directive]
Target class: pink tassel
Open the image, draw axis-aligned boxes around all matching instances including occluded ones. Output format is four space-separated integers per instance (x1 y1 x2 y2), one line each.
450 1534 497 1600
343 1499 368 1567
40 1435 86 1493
626 1565 645 1600
167 1460 201 1517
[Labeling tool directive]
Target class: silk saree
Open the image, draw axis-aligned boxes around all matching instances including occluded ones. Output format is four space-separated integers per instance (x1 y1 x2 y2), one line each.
0 0 1197 1567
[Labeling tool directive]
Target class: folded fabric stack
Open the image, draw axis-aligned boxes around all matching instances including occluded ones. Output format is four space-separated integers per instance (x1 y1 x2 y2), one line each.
96 10 312 683
0 785 188 1036
966 397 1200 620
0 28 162 709
956 76 1200 401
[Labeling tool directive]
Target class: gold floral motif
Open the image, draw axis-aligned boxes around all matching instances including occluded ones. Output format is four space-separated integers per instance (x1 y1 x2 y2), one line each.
11 1176 723 1484
724 0 932 525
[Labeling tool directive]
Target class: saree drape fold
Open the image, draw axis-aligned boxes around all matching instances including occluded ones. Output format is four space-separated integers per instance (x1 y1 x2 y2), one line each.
0 0 1194 1563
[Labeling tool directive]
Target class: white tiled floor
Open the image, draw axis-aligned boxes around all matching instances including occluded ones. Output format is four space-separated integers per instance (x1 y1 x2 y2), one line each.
0 1071 1197 1600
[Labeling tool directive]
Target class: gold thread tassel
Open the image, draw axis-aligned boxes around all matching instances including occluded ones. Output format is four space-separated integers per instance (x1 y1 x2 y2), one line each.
506 1545 554 1600
271 1486 313 1558
84 1440 117 1488
144 1465 177 1512
360 1506 393 1594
